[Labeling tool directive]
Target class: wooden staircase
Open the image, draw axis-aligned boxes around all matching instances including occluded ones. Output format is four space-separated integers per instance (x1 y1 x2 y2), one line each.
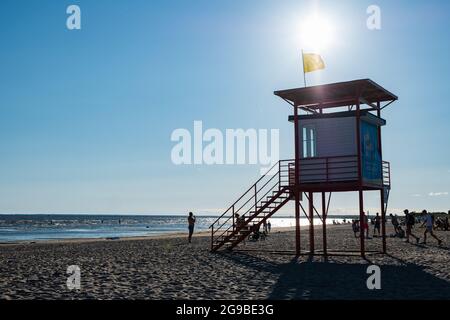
210 160 294 252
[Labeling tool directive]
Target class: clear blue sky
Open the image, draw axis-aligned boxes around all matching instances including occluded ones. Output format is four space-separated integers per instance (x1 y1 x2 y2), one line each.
0 0 449 214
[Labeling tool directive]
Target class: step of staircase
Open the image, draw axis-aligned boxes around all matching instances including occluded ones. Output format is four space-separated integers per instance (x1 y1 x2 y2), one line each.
270 195 289 199
250 210 270 215
262 199 283 204
259 202 279 206
210 182 292 252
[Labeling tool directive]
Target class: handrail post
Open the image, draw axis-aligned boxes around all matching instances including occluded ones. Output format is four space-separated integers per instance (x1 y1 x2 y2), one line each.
254 184 258 215
211 225 214 251
232 205 235 231
278 161 281 187
388 162 391 188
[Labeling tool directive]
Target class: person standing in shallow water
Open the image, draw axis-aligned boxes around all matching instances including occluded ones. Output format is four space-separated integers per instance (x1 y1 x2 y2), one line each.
188 212 196 243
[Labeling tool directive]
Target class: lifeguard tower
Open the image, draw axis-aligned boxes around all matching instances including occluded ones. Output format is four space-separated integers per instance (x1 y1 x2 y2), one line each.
210 79 397 257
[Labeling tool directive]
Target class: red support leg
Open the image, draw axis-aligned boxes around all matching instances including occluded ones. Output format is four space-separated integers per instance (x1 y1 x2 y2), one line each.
295 189 301 256
355 100 365 258
380 189 387 253
359 190 365 258
309 192 314 254
293 105 301 256
377 104 387 254
322 192 327 255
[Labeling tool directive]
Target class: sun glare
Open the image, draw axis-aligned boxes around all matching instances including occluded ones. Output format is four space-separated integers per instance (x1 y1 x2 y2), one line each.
300 14 335 51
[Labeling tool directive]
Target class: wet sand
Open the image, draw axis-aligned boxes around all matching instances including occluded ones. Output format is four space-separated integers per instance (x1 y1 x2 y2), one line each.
0 224 449 300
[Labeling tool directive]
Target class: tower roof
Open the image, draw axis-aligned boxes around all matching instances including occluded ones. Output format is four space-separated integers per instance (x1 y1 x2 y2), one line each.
274 79 398 110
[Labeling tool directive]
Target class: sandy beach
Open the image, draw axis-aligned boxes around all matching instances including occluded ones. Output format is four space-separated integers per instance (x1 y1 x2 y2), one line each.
0 224 449 300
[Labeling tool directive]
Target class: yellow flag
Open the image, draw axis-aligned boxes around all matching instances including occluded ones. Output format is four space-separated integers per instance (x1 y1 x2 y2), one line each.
303 53 325 73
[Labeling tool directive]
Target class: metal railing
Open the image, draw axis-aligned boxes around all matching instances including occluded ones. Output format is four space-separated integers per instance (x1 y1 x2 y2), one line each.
288 155 359 184
209 156 391 250
287 155 391 187
382 161 391 188
209 160 293 250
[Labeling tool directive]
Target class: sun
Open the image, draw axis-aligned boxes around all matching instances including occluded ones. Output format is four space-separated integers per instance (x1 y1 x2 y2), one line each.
300 14 335 51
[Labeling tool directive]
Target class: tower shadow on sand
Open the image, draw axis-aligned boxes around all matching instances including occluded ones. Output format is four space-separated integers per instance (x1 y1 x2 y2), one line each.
217 252 450 300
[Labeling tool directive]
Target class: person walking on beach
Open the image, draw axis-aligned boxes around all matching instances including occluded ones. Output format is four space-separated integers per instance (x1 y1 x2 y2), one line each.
362 212 370 239
187 212 196 243
373 212 381 237
352 219 359 238
267 221 271 233
404 209 420 244
263 220 268 233
420 210 442 246
390 214 400 233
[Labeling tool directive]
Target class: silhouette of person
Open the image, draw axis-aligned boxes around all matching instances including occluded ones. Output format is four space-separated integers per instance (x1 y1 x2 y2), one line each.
188 212 196 243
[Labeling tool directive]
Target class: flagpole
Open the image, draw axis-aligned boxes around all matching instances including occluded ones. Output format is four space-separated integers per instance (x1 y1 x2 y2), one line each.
301 49 306 88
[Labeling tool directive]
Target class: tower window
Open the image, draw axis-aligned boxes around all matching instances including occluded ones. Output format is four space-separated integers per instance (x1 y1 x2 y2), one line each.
302 126 317 158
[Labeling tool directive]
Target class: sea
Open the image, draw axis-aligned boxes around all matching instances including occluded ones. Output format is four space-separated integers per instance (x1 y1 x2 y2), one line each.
0 214 356 243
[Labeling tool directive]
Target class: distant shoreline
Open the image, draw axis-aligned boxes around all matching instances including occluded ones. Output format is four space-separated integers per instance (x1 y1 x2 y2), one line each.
1 212 448 217
0 213 363 219
1 213 448 243
0 215 352 243
0 225 308 246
